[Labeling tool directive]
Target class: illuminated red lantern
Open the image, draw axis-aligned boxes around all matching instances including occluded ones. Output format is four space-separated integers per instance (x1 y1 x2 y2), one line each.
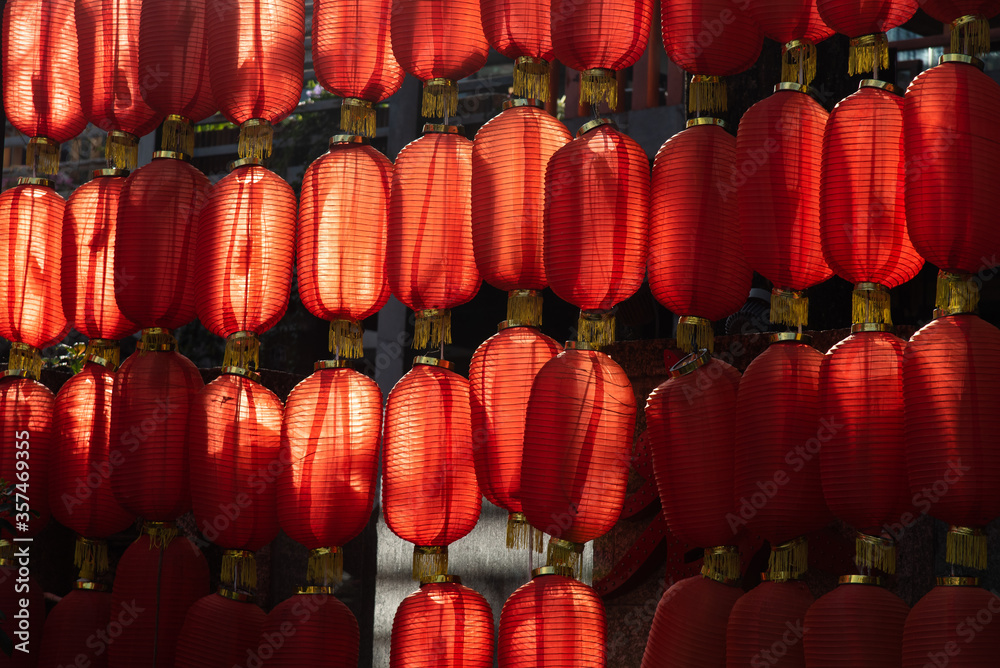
649 118 752 352
2 0 87 174
738 84 832 328
383 358 481 579
804 576 909 667
279 362 381 585
391 0 488 117
481 0 554 98
258 587 360 667
469 323 560 548
816 0 917 74
746 0 834 84
903 314 1000 569
312 0 404 135
175 589 265 667
0 563 45 666
921 1 1000 56
472 102 571 324
388 126 481 349
38 583 110 668
390 576 494 667
903 578 1000 667
498 567 606 667
726 578 813 667
641 575 743 667
544 120 648 348
76 0 163 169
298 136 391 358
0 376 54 540
551 0 653 108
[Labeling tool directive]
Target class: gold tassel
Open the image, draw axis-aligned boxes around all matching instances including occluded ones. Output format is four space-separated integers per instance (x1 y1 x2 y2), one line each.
27 137 60 176
676 316 714 353
221 550 258 592
578 310 615 349
852 283 892 325
946 526 987 570
849 34 889 76
506 512 540 551
162 115 195 155
771 288 809 328
340 98 376 137
769 537 808 579
329 319 364 359
0 540 12 566
413 546 448 581
138 328 177 353
8 343 43 380
581 69 617 108
223 331 261 370
142 522 178 549
854 533 897 574
952 15 991 57
936 271 979 315
513 57 551 101
75 537 110 580
238 119 274 160
106 131 139 171
507 290 543 328
85 339 121 369
782 40 818 85
546 538 584 580
307 547 343 586
413 309 452 350
702 546 741 583
422 79 458 118
688 75 727 113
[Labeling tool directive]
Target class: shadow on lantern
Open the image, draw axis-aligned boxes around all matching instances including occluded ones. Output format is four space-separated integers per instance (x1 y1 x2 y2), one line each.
237 591 329 668
882 459 971 544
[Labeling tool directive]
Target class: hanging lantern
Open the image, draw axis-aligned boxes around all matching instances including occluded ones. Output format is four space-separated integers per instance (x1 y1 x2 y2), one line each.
746 0 835 84
390 576 494 667
472 101 571 325
646 351 743 580
903 577 1000 667
921 2 1000 56
521 344 634 573
726 575 813 667
903 314 1000 570
0 561 45 666
649 118 752 352
544 119 648 348
175 589 265 666
298 136 391 358
822 80 923 325
388 125 481 349
258 586 360 667
640 574 743 667
391 0 488 117
2 0 87 174
803 576 909 667
312 0 404 135
661 0 764 111
550 0 653 108
498 567 606 667
904 54 1000 314
383 358 481 579
816 0 917 75
481 0 554 98
77 0 163 169
38 583 111 668
279 362 381 585
108 523 210 668
738 83 832 328
469 322 560 549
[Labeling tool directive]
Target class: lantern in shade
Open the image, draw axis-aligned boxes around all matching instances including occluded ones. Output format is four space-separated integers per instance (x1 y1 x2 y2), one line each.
38 583 110 668
726 576 813 668
904 55 1000 314
746 0 834 84
138 0 216 154
175 589 265 667
498 567 606 667
469 322 560 549
388 126 481 349
279 361 382 585
649 118 751 352
108 524 210 668
481 0 554 99
735 334 829 577
822 80 923 325
383 358 481 579
391 576 494 667
921 1 1000 56
2 0 86 174
259 587 360 667
646 352 742 579
207 0 305 159
298 136 391 358
738 84 832 328
0 376 54 544
0 563 44 667
903 578 1000 667
312 0 404 135
641 575 743 667
551 0 653 108
662 0 763 111
77 0 163 169
816 0 917 75
803 576 909 667
903 314 1000 570
544 119 648 348
391 0 488 117
472 101 571 325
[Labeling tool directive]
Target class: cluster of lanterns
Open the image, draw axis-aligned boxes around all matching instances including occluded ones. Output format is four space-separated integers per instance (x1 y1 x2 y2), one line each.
1 0 1000 665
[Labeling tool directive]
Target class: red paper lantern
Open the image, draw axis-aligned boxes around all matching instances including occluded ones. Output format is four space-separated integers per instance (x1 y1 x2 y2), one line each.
298 136 392 358
903 578 1000 667
0 377 54 540
726 578 813 667
76 0 163 170
921 2 1000 56
278 363 381 585
390 577 494 667
175 590 265 667
207 0 305 159
2 0 87 174
38 583 111 668
738 84 832 328
472 102 571 324
469 323 560 547
544 120 648 348
816 0 917 74
803 576 909 667
0 563 45 667
903 314 1000 569
498 568 606 667
387 126 481 349
649 118 752 352
256 587 360 667
312 0 404 135
390 0 488 117
746 0 834 84
640 575 743 667
481 0 554 98
551 0 653 107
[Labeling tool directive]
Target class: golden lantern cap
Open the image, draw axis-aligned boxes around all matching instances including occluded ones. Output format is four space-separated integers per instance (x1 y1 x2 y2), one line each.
16 177 54 188
860 79 901 95
686 117 728 130
413 356 454 370
422 123 464 136
503 99 544 110
93 168 128 178
577 118 616 137
74 581 110 592
852 323 893 334
564 340 597 351
775 81 809 94
761 571 799 583
296 585 334 595
85 354 116 371
937 576 980 587
940 53 985 70
420 574 462 586
330 134 368 147
839 575 883 586
152 150 191 162
532 565 575 578
768 332 813 345
314 359 353 371
222 366 262 383
217 586 254 601
670 349 711 378
228 157 264 171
